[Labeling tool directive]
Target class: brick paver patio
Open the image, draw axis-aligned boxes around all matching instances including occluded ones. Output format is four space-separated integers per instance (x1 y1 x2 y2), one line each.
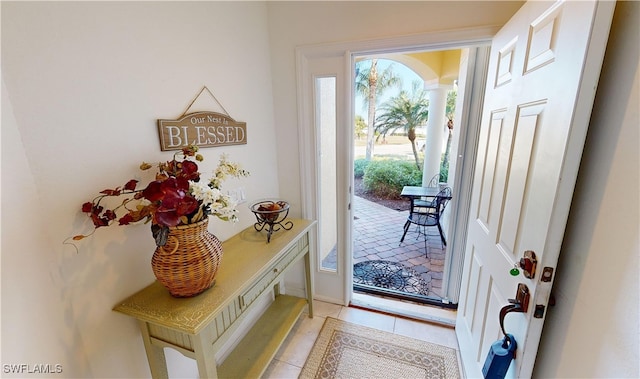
322 196 448 299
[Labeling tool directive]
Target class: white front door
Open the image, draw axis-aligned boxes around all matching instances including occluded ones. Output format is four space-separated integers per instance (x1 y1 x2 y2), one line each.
456 1 615 378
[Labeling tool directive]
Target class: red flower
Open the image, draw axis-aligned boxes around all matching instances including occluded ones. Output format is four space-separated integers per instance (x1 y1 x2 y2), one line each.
124 179 138 191
104 209 117 221
118 213 135 225
90 212 109 228
82 202 93 213
141 180 164 202
178 160 199 181
146 178 199 227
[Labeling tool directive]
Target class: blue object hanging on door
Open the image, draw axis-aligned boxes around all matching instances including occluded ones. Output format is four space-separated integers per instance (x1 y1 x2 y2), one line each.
482 333 517 378
482 287 528 379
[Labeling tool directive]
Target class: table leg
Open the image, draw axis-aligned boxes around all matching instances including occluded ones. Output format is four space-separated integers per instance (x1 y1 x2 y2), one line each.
400 219 411 243
437 222 447 246
193 332 219 379
304 251 314 318
138 320 169 379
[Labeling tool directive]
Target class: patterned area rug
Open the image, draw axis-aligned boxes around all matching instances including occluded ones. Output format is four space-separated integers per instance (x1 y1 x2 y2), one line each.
353 260 431 295
300 317 460 379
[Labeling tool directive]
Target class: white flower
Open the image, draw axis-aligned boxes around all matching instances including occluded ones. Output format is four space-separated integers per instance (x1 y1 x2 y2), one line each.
189 181 240 222
184 155 249 224
190 181 222 206
209 154 250 189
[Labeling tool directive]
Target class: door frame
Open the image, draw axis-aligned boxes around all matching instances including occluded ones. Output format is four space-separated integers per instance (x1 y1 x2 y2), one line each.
296 26 500 306
443 45 491 303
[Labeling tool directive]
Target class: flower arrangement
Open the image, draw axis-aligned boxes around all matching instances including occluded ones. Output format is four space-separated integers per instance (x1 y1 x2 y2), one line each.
72 145 249 247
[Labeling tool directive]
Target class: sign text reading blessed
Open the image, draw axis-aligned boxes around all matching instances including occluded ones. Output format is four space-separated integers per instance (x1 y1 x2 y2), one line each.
157 111 247 151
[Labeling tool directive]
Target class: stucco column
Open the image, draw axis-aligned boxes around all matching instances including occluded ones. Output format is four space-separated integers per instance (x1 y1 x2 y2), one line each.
422 85 449 186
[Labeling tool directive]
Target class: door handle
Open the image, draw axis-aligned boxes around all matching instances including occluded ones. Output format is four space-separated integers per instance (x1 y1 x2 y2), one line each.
499 283 529 336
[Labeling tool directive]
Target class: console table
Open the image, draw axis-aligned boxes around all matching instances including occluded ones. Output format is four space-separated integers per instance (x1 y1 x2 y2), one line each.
114 219 316 379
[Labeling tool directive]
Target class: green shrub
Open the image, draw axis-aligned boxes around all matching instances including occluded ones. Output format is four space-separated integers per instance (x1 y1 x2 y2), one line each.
354 159 370 179
363 160 422 199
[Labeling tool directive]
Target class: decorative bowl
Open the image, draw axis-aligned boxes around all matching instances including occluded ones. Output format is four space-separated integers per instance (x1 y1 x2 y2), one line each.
250 200 289 223
249 200 293 242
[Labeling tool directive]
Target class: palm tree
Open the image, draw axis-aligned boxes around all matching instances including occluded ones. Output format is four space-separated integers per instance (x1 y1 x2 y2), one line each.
375 83 429 170
441 90 457 181
354 115 367 140
355 59 401 160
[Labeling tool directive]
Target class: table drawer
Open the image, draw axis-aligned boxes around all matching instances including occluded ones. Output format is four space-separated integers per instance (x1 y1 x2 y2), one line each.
239 243 301 309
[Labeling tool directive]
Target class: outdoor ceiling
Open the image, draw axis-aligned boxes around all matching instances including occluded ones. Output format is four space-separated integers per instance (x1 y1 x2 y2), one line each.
359 49 462 87
405 50 461 86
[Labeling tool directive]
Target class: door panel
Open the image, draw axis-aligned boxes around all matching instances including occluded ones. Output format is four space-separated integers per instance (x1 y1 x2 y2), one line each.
456 1 615 377
499 102 543 254
477 110 506 230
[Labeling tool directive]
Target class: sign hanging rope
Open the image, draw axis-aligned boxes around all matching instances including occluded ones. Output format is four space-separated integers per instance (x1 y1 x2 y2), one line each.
180 86 231 118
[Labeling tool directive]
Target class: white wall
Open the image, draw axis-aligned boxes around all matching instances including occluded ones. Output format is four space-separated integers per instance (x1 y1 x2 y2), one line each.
534 1 640 377
1 2 278 377
2 77 76 375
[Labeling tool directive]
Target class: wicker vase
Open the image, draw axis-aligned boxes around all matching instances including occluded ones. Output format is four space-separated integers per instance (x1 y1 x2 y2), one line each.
151 218 223 297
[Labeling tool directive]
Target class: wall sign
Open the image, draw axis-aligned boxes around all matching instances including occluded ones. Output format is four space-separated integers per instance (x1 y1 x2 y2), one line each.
157 86 247 151
157 111 247 151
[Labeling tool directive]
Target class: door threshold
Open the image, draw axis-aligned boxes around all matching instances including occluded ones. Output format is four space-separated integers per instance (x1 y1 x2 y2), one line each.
350 293 457 327
353 283 457 308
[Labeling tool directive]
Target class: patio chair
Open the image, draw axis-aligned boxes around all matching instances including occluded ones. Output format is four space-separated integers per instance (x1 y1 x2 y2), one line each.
412 186 451 215
400 187 452 256
427 173 440 188
413 173 442 208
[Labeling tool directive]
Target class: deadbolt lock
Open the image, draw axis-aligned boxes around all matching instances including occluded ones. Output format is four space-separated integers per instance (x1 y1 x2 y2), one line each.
519 250 537 279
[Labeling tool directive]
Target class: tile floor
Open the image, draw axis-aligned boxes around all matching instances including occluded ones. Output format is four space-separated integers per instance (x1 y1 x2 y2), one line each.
263 300 461 378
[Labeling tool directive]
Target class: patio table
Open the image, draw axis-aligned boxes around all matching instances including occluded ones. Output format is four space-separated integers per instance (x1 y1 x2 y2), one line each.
400 185 443 200
400 186 452 250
